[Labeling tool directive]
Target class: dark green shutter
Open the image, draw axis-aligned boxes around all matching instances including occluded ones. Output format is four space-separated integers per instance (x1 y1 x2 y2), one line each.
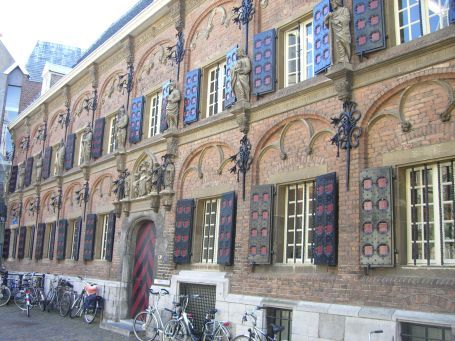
64 133 76 170
91 118 105 159
248 185 274 264
42 147 52 180
83 214 97 261
24 157 34 187
49 222 56 260
2 229 11 259
72 217 82 261
217 191 236 266
105 212 116 261
8 165 18 193
35 223 46 260
174 199 195 264
360 167 394 267
57 219 68 260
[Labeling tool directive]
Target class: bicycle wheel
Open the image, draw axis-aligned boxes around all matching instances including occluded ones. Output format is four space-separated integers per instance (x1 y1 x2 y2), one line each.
37 289 46 312
14 291 27 311
0 285 11 306
59 291 72 317
232 336 253 341
83 307 97 324
163 319 188 341
133 311 161 341
69 296 82 318
203 325 231 341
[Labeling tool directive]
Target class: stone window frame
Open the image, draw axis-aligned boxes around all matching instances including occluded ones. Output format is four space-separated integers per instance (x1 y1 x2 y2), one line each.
95 213 110 261
146 90 162 138
107 114 117 154
200 57 226 119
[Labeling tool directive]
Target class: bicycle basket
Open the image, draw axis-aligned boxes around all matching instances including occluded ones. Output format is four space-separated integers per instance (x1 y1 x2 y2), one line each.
84 294 97 309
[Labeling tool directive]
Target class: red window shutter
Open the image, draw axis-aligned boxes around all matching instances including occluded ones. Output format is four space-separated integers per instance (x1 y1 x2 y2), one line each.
91 117 105 159
174 199 195 264
17 226 26 259
105 212 116 262
35 223 46 260
313 172 338 266
224 46 238 109
29 225 35 259
129 96 145 144
57 219 68 260
2 229 11 259
72 217 82 261
64 133 76 170
160 81 171 133
360 167 394 267
313 0 331 74
8 165 18 193
12 229 18 259
252 29 276 96
183 69 201 125
248 185 274 264
217 191 237 266
48 222 56 260
42 147 52 180
24 157 34 187
83 214 97 261
353 0 386 55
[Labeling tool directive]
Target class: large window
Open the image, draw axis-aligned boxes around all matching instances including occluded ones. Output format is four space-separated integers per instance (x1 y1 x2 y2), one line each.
401 322 452 341
200 198 220 263
108 116 117 153
284 19 314 87
406 160 455 265
395 0 450 44
100 215 110 261
148 92 161 138
206 62 226 117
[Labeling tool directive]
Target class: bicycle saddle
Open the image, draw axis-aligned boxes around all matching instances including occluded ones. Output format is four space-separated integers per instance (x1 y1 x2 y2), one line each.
208 308 217 315
271 324 285 334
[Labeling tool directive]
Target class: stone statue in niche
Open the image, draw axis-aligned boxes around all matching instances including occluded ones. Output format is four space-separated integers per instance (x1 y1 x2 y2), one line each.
54 140 65 175
232 48 251 103
17 162 25 190
80 123 93 165
324 0 351 65
133 162 152 198
113 169 130 201
35 124 46 141
164 158 175 192
165 81 180 131
150 162 160 192
116 105 129 152
35 152 43 183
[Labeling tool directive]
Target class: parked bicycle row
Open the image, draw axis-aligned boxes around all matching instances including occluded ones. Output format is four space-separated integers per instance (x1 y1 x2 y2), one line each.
0 267 103 323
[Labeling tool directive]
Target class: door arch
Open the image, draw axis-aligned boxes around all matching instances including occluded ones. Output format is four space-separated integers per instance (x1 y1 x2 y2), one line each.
130 221 156 317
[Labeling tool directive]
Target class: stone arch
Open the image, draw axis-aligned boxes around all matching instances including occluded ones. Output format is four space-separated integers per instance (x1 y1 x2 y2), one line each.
88 173 115 212
39 190 55 220
61 182 82 217
129 151 161 199
97 70 127 118
68 91 92 132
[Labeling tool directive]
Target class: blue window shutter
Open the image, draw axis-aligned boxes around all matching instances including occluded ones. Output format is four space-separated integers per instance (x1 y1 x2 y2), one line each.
252 29 276 96
174 199 195 264
217 191 237 266
353 0 386 55
105 212 116 262
57 219 68 260
42 146 52 180
64 133 76 170
48 222 56 260
183 68 201 125
160 81 171 133
313 172 338 266
83 214 97 261
91 118 105 159
313 0 331 74
35 223 46 260
72 217 82 261
129 96 145 144
224 46 238 109
24 157 34 187
450 1 455 23
8 165 18 193
2 229 10 259
17 226 26 259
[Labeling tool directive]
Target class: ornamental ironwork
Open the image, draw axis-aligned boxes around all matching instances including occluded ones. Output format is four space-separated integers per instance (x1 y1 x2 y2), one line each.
19 136 30 151
229 134 252 200
167 25 185 80
113 169 130 201
153 154 175 194
330 101 362 190
118 62 134 107
83 89 98 114
58 104 71 129
75 182 89 207
233 0 255 53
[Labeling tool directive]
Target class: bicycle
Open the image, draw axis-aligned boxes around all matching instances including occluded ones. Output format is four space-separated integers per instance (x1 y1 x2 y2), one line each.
13 273 46 317
42 276 73 316
133 287 174 341
0 268 11 307
69 277 90 319
232 306 284 341
81 280 103 324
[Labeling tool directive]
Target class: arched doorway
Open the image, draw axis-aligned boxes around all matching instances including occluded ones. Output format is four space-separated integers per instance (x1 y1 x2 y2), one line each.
130 221 156 317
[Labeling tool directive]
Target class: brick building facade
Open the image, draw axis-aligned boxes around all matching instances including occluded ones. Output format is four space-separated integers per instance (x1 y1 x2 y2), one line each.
4 0 455 339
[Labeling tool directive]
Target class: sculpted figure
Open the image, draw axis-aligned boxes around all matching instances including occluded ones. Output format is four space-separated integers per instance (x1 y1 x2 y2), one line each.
324 0 351 64
116 105 129 152
124 176 130 199
164 160 175 191
165 81 180 130
132 171 140 198
80 123 93 165
17 162 25 190
232 48 251 102
54 140 65 175
35 152 43 183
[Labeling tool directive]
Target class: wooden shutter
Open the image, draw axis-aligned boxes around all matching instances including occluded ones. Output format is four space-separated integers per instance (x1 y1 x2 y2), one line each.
24 157 34 187
12 229 18 258
353 0 386 55
64 133 76 170
313 0 331 74
183 68 201 125
224 46 238 109
160 81 171 133
42 146 52 180
360 167 394 267
56 219 68 260
72 217 82 261
17 226 26 259
8 165 18 193
91 117 105 159
2 229 11 258
29 225 35 259
248 185 274 264
105 212 116 261
313 172 338 266
48 222 56 260
35 223 46 260
83 214 97 261
252 29 276 96
174 199 195 264
450 1 455 24
129 96 144 144
217 191 237 266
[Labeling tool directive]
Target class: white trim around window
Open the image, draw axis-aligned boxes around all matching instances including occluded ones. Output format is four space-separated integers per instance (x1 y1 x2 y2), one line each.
148 92 161 138
108 115 117 154
201 198 220 263
100 214 110 261
206 62 226 118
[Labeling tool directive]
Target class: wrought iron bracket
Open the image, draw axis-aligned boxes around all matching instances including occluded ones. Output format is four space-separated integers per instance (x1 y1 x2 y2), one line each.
166 25 185 80
233 0 255 53
229 134 252 200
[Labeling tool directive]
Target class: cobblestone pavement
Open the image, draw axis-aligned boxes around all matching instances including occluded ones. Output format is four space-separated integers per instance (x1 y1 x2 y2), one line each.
0 303 134 340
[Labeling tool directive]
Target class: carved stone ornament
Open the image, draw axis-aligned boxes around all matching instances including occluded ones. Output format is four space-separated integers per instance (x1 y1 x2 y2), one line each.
160 190 174 211
132 161 159 199
324 0 352 65
325 62 353 102
232 101 251 134
232 48 251 103
50 190 62 213
116 105 129 153
150 192 160 213
17 162 25 190
190 6 232 50
28 197 39 216
80 123 93 166
75 182 89 207
166 135 178 157
113 169 130 201
164 81 180 132
54 140 65 176
20 136 30 150
35 152 43 183
35 124 46 141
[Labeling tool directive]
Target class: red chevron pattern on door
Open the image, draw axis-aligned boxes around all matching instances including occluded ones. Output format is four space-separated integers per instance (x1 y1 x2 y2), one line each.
130 221 156 318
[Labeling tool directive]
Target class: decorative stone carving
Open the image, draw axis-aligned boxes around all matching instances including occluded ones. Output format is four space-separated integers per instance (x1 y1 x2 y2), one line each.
325 62 353 102
132 161 156 198
324 0 352 65
260 0 269 8
54 140 65 176
190 6 231 50
35 152 43 183
232 48 251 102
166 135 178 157
113 169 130 201
165 81 181 131
80 123 93 165
17 162 25 190
116 105 129 152
35 124 46 141
50 191 62 213
20 136 29 150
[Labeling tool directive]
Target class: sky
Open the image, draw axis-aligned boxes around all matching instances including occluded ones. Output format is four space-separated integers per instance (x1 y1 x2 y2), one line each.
0 0 140 65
